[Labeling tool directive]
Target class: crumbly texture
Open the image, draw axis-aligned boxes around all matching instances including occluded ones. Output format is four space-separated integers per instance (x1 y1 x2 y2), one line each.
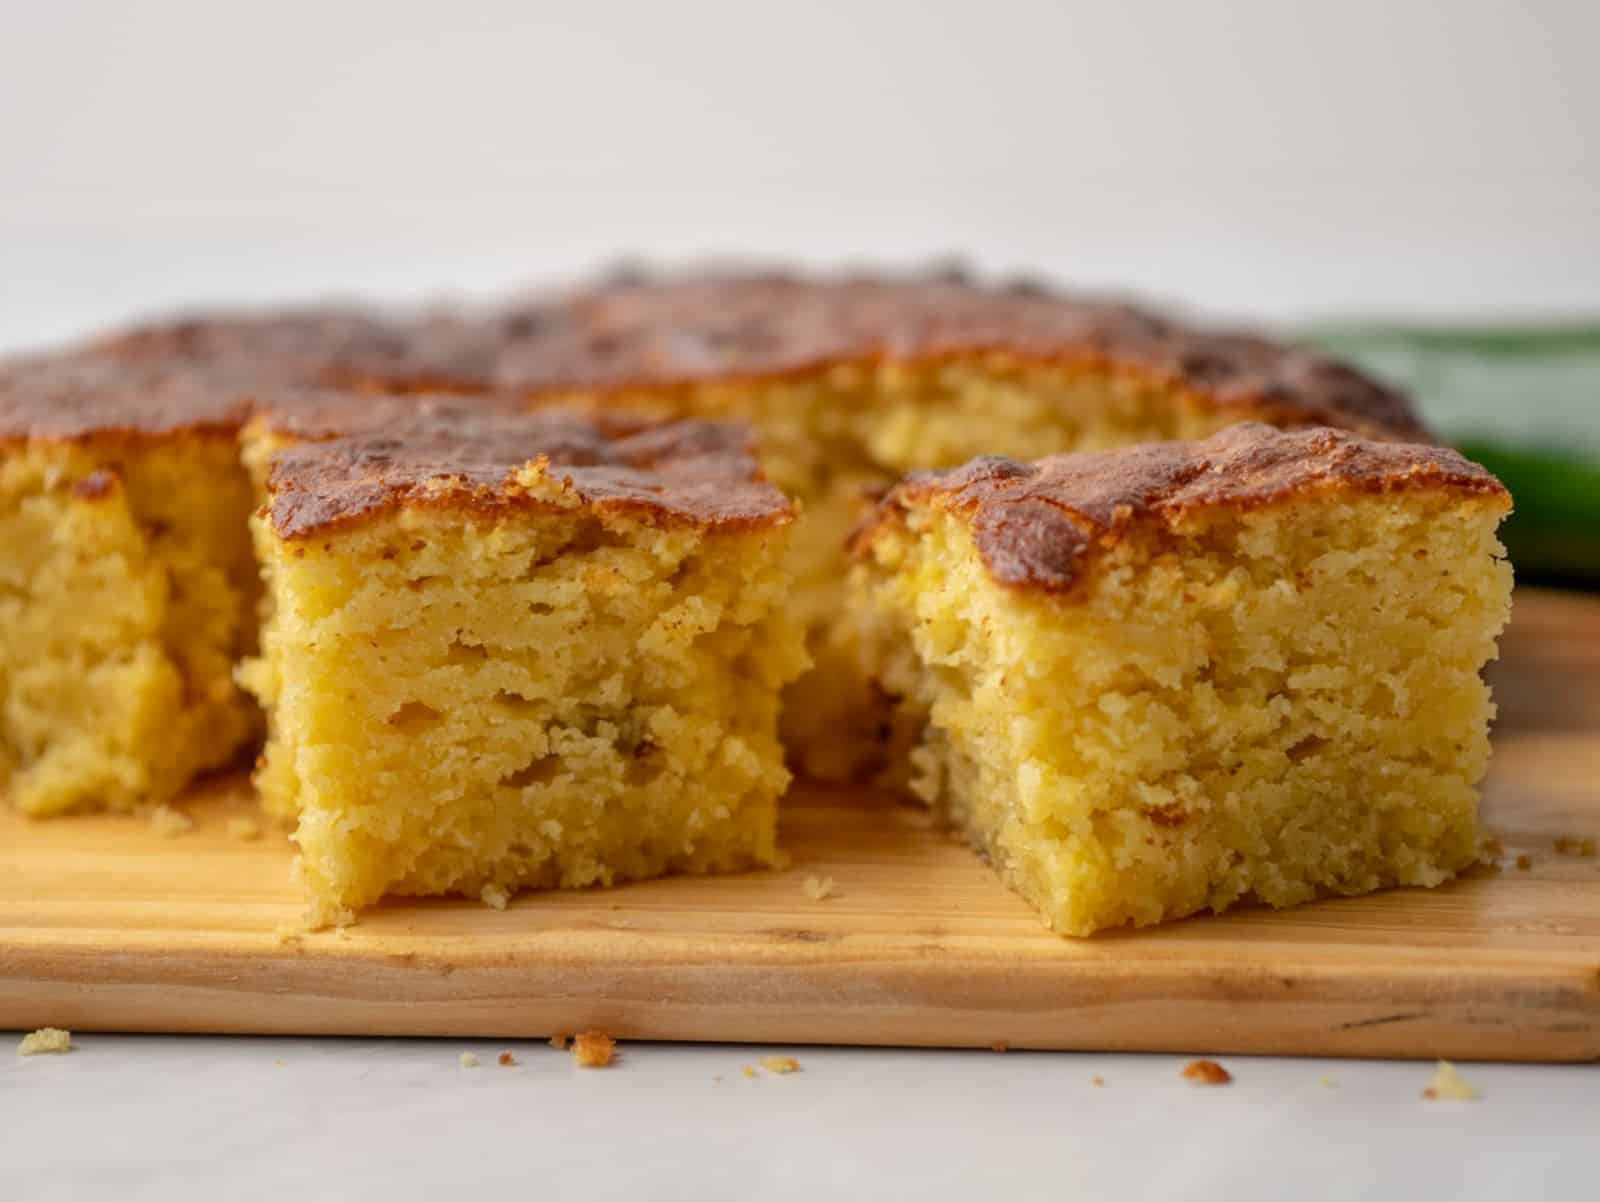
430 271 1431 780
1182 1059 1232 1085
247 413 804 916
1422 1061 1479 1101
759 1055 800 1074
571 1031 615 1068
0 429 260 815
17 1027 72 1055
852 425 1512 934
458 1051 480 1068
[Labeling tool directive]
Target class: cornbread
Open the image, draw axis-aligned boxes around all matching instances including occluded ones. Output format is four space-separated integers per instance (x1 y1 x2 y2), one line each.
571 1030 616 1068
17 1027 72 1055
0 309 430 816
249 409 804 918
851 424 1513 934
378 270 1432 778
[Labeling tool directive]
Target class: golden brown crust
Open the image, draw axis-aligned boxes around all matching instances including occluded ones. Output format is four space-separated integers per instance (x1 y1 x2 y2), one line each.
0 309 471 445
265 409 793 540
422 270 1428 439
854 423 1509 594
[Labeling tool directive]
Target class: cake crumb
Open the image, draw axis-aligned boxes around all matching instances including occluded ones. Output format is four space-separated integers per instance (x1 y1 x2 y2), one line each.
1182 1059 1232 1086
1554 836 1597 858
548 1034 569 1050
458 1052 480 1068
1515 854 1533 871
742 1064 759 1079
497 1051 516 1066
148 805 193 838
18 1028 71 1056
802 875 835 901
1422 1060 1479 1101
990 1040 1009 1053
1090 1075 1105 1087
226 816 263 841
571 1030 615 1068
480 883 510 911
760 1055 800 1074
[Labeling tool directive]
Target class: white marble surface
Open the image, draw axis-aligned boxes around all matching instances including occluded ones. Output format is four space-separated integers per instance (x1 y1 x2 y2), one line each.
3 1034 1595 1200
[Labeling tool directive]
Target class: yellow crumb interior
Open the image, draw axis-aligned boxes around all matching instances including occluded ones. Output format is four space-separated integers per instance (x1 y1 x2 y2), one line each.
566 357 1308 779
854 488 1512 934
0 437 259 815
246 464 806 915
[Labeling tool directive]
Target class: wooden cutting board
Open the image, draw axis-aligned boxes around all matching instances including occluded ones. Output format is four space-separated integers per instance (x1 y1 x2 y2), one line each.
1 589 1596 1062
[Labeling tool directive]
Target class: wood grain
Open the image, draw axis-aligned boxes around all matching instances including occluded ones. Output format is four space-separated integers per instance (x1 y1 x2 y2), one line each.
1 589 1597 1061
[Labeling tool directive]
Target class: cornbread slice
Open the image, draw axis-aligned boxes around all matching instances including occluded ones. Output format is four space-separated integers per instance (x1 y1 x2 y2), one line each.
0 356 259 815
249 410 805 918
850 424 1512 934
370 269 1433 778
0 312 476 816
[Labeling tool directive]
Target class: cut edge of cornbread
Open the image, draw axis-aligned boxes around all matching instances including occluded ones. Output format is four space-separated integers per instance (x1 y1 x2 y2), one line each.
551 354 1426 781
850 425 1513 935
247 423 806 919
0 432 260 815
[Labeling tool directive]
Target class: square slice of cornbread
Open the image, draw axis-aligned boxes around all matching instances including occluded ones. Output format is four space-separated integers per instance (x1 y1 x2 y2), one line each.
0 357 260 815
249 410 806 920
850 424 1513 935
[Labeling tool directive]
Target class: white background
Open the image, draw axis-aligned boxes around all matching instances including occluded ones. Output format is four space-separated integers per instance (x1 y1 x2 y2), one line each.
2 0 1598 353
1 3 1596 1197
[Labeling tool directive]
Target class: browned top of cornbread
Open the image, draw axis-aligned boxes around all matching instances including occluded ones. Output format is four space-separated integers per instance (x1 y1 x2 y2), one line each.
0 309 466 444
249 387 533 444
854 423 1508 594
266 410 792 540
439 270 1427 438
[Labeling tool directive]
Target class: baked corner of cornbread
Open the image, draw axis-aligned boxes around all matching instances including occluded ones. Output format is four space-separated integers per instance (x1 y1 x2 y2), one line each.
851 423 1514 935
248 410 806 916
0 356 263 816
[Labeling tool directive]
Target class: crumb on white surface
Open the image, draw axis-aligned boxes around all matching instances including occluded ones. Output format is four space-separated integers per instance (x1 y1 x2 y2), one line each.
18 1028 71 1056
802 875 835 901
226 816 263 841
1319 1075 1338 1089
480 883 510 911
742 1064 759 1079
572 1030 615 1068
1422 1061 1480 1101
1090 1075 1105 1087
148 805 193 837
1182 1059 1232 1086
459 1052 480 1068
497 1051 516 1066
760 1055 800 1074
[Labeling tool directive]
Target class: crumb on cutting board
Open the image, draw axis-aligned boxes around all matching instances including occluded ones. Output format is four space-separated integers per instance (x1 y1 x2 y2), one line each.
459 1051 480 1068
1182 1059 1232 1086
760 1055 801 1074
1479 836 1505 861
571 1030 615 1068
1554 836 1597 858
480 883 510 911
18 1028 71 1056
226 815 263 841
1422 1060 1480 1101
148 805 193 837
802 875 835 901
